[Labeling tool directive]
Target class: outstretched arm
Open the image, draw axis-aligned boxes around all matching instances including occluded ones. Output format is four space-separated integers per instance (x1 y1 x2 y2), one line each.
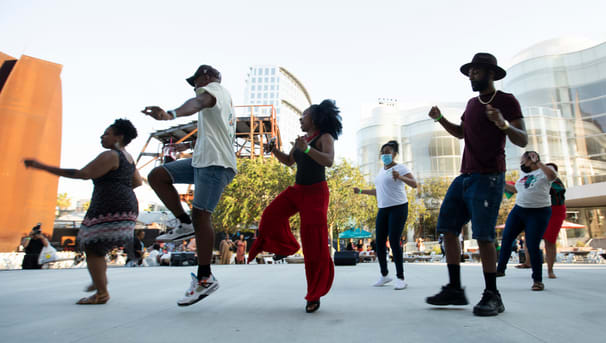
141 92 217 120
24 151 119 180
353 187 377 196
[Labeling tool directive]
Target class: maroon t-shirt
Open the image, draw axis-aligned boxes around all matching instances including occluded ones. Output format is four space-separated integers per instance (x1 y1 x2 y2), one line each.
460 91 523 173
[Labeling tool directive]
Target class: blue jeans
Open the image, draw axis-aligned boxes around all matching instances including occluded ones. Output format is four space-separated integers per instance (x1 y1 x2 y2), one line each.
497 205 552 282
162 159 235 212
375 203 408 279
437 173 505 242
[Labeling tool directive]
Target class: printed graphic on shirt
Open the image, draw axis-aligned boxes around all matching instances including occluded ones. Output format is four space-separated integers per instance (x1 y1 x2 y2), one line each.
520 175 537 189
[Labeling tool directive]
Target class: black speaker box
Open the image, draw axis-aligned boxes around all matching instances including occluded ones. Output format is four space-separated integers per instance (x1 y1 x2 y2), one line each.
334 251 359 266
170 252 198 266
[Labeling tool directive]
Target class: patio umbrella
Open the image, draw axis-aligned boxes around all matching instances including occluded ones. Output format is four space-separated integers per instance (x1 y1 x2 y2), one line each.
339 228 372 239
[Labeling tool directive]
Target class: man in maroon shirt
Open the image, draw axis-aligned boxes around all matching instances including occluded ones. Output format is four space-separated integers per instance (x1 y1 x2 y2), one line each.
425 53 528 316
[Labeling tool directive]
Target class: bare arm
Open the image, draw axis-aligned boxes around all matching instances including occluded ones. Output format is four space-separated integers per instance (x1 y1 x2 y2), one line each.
428 106 464 139
24 151 119 180
132 169 143 188
295 133 335 167
504 183 517 194
394 171 417 188
486 104 528 147
272 144 296 166
528 153 557 181
141 92 217 120
353 187 377 196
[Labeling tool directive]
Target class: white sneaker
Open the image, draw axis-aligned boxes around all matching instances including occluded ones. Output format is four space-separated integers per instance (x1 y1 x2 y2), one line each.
156 222 195 242
394 278 408 290
373 275 393 287
177 273 219 306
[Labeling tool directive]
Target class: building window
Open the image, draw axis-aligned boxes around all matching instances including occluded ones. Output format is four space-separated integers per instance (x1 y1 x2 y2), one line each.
251 85 255 91
265 77 269 82
251 94 255 99
270 85 275 91
265 68 269 75
271 77 275 82
264 85 268 90
264 93 268 98
271 68 276 75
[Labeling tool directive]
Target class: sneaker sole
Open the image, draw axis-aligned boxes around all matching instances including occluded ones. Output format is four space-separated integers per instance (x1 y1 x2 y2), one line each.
157 232 196 243
473 305 505 316
426 298 469 306
177 283 219 307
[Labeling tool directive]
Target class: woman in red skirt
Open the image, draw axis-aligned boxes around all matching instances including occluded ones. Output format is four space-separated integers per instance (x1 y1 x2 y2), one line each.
248 99 342 313
543 163 566 279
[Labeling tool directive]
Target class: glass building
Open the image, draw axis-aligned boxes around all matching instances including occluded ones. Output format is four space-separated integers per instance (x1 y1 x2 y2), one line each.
357 99 465 183
243 65 312 146
502 37 606 240
502 37 606 186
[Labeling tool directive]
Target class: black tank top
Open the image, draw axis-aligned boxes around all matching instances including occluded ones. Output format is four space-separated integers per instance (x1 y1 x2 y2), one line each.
293 136 326 185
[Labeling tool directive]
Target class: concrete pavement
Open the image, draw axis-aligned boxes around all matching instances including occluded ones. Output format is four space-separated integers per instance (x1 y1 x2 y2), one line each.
1 262 604 343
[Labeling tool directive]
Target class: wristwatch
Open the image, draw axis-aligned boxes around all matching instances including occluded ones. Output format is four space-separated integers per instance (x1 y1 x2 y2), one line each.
498 120 510 130
167 110 177 120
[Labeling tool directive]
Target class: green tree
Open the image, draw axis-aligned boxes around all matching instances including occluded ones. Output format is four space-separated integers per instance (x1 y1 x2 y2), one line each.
212 157 295 234
56 192 72 216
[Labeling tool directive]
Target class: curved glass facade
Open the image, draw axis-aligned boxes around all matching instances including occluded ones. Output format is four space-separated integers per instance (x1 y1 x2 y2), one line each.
503 41 606 186
357 101 465 182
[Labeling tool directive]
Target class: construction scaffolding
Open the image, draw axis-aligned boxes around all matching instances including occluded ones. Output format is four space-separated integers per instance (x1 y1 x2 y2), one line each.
135 104 282 206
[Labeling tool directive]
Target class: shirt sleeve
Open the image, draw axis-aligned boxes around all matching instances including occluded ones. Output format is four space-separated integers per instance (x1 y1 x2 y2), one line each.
398 164 411 176
201 83 221 109
503 94 523 122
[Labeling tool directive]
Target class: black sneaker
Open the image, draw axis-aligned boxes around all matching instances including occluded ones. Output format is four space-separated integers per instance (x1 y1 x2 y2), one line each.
496 271 505 277
473 289 505 316
426 285 469 306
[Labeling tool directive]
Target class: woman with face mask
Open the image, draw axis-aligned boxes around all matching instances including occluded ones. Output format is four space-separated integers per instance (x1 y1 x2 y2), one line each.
24 119 142 304
353 140 417 290
496 151 557 291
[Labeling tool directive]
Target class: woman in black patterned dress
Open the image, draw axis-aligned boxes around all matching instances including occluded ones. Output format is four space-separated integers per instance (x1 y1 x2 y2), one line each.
25 119 141 304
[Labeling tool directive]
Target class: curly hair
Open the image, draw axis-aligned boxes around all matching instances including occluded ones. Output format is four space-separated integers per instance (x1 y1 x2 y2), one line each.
110 118 138 146
380 140 399 155
308 99 342 139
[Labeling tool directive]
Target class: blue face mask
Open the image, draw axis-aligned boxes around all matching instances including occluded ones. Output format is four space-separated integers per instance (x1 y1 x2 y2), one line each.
381 154 393 165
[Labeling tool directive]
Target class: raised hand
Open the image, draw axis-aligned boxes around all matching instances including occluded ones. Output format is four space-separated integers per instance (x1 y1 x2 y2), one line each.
392 169 400 181
485 104 506 127
24 159 42 169
428 106 442 120
353 187 360 194
142 106 170 120
528 151 540 164
294 136 308 151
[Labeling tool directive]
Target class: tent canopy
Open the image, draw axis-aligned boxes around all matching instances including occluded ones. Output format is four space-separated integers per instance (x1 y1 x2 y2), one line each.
339 228 372 239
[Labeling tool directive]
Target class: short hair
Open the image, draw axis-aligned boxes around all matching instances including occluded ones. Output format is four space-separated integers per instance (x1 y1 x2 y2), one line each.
380 140 399 155
522 151 540 161
110 118 138 146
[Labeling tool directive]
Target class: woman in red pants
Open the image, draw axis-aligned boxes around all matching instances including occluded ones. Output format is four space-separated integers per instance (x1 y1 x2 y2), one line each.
248 99 342 313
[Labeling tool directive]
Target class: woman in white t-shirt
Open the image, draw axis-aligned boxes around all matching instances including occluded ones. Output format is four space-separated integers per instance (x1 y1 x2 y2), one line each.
496 151 557 291
354 140 417 290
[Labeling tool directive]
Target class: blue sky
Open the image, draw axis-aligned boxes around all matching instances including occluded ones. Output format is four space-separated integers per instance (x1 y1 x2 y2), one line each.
2 0 606 206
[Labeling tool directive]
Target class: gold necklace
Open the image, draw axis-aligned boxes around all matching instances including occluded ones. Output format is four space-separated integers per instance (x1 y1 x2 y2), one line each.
477 90 497 105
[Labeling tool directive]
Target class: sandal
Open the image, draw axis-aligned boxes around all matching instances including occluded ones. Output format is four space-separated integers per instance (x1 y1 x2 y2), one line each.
305 300 320 313
515 264 531 269
531 282 544 291
76 293 110 305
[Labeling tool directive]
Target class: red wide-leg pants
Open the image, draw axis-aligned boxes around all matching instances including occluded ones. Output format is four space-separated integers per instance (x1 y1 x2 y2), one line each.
248 181 334 301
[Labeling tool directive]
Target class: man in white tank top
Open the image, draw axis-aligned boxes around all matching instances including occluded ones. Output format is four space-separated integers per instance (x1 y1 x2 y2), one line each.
142 65 237 307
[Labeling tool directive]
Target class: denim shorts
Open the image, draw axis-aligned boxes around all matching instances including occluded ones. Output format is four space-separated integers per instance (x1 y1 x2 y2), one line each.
162 158 235 212
436 173 505 242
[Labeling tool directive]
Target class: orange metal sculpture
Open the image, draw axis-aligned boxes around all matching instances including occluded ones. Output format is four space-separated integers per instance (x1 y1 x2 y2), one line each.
0 52 63 252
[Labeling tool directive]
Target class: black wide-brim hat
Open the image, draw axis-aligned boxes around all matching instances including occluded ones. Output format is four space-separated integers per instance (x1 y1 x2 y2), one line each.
460 52 506 81
186 65 221 87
